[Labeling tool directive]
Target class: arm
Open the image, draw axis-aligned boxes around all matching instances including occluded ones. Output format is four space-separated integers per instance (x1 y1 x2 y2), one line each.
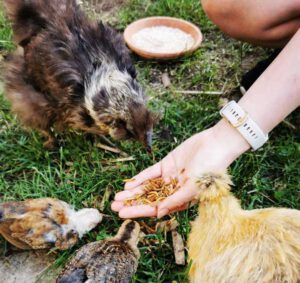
112 29 300 219
238 30 300 132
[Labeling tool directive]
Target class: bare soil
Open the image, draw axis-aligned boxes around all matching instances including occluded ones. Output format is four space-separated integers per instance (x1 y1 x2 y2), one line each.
84 0 126 12
0 251 57 283
82 0 127 23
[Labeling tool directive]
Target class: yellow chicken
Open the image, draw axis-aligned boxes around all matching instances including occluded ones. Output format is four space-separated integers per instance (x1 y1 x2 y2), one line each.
188 173 300 283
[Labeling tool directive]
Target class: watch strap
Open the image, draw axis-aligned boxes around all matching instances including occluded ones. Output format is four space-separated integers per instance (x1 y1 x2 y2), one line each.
220 101 268 150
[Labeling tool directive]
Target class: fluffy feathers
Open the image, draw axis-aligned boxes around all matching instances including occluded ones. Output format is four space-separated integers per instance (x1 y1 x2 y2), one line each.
4 0 156 149
188 172 300 283
57 220 140 283
0 198 102 250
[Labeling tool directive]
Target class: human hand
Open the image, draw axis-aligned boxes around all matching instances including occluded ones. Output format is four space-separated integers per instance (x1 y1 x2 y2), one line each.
111 120 250 218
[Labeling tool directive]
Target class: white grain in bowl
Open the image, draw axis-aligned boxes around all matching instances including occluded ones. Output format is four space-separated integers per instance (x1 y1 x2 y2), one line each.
131 26 195 54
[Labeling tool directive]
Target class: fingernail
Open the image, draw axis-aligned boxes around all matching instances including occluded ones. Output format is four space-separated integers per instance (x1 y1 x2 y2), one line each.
111 201 123 212
119 210 133 219
125 182 136 190
119 211 127 219
115 191 135 201
157 208 169 219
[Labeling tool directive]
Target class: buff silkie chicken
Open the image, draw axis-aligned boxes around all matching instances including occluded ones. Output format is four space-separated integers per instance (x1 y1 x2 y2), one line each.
188 173 300 283
57 220 140 283
4 0 156 150
0 198 102 250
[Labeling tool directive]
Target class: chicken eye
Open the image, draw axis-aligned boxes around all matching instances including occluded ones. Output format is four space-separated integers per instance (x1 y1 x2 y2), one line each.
115 119 126 129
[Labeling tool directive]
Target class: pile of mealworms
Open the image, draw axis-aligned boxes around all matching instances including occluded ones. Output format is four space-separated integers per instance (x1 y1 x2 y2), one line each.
124 177 179 206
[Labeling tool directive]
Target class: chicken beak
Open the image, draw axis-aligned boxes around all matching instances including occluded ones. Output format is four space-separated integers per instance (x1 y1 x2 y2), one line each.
144 131 153 153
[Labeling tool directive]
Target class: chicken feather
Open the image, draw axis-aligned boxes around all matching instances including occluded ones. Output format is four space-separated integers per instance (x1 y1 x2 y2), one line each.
57 220 140 283
188 172 300 283
4 0 156 150
0 198 102 250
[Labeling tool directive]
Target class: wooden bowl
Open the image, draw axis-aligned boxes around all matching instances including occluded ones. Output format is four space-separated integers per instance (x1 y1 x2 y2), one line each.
124 16 203 60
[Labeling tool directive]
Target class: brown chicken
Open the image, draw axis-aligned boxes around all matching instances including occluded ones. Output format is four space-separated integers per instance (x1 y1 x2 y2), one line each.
57 220 140 283
4 0 156 150
0 198 102 250
188 172 300 283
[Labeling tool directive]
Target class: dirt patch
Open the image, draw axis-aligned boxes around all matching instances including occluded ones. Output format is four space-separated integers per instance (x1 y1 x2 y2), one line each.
84 0 126 12
81 0 127 23
0 251 57 283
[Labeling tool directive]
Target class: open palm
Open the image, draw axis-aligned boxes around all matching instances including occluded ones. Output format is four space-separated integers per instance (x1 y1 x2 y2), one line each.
111 123 246 218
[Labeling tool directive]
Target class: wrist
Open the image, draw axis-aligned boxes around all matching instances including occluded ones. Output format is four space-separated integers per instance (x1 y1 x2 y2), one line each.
220 101 269 150
211 119 250 165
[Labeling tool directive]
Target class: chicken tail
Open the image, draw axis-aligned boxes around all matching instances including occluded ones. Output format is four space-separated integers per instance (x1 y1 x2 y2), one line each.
4 0 79 47
0 202 30 249
0 201 27 221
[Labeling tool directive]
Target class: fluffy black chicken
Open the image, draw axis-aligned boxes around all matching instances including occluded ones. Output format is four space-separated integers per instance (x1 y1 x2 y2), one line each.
4 0 156 150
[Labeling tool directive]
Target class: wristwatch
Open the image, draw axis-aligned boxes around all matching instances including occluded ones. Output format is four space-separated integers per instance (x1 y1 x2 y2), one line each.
220 101 268 150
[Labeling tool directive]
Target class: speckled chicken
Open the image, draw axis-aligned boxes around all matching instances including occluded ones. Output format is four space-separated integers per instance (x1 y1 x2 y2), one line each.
57 220 140 283
4 0 156 150
0 198 102 250
188 173 300 283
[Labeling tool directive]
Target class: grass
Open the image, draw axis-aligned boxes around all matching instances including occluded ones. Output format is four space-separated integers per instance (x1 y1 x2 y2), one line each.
0 6 14 52
0 0 299 282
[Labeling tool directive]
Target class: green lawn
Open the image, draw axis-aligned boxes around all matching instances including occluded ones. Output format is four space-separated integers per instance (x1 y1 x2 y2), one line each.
0 0 299 282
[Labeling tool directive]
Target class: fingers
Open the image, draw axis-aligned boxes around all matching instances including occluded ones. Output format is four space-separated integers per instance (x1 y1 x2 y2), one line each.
169 203 189 214
111 201 196 219
114 186 144 201
118 205 157 219
111 201 125 212
111 199 196 219
113 172 198 219
157 182 197 218
111 201 157 218
159 199 198 216
124 162 161 190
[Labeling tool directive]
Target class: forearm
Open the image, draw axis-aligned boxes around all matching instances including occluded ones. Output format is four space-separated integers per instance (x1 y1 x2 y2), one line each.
112 31 300 218
212 29 300 164
239 29 300 133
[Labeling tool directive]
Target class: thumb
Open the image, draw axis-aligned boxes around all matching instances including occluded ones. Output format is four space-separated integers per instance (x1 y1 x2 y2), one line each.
157 181 198 218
